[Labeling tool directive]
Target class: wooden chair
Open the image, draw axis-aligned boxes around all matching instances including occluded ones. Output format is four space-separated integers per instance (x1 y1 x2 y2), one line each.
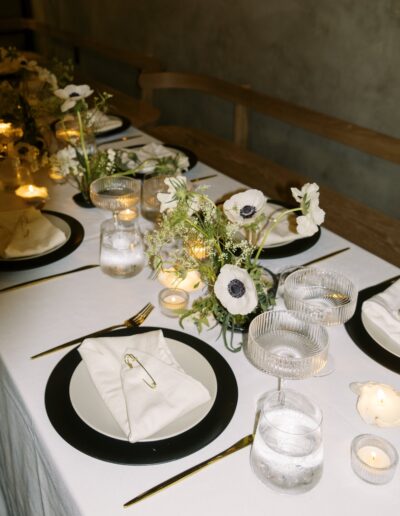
139 71 400 164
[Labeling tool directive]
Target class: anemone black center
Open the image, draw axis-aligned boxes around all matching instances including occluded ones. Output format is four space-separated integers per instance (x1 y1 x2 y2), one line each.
227 279 246 298
69 92 80 97
240 205 256 219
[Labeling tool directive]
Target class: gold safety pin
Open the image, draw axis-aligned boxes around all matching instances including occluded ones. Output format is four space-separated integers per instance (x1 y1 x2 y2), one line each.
124 353 157 389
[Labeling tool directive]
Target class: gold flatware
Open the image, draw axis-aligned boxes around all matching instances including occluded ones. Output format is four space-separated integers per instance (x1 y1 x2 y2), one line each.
301 247 350 267
123 434 253 508
0 265 99 294
190 174 218 183
30 302 154 360
102 134 143 145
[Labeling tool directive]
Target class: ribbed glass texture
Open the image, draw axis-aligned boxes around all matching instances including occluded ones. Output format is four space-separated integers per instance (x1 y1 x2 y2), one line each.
244 311 328 380
283 268 357 325
351 434 398 485
90 176 141 213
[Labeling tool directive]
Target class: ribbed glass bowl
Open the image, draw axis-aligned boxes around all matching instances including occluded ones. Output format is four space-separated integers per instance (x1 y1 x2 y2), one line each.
90 176 141 213
244 310 328 380
283 268 357 325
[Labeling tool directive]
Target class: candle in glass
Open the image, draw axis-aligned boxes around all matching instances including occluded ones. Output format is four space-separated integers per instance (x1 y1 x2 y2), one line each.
188 240 208 260
351 434 398 484
159 288 189 317
158 268 203 292
15 184 49 203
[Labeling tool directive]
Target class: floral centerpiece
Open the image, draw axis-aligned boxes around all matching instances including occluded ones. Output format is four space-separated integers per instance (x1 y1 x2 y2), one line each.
146 178 325 351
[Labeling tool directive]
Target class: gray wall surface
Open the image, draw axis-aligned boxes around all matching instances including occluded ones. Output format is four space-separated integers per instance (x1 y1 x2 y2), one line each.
31 0 400 217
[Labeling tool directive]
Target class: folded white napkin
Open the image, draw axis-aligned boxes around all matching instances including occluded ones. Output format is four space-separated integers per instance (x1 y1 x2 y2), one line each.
79 330 211 443
362 279 400 348
132 143 180 173
254 203 303 246
89 110 123 132
0 208 67 258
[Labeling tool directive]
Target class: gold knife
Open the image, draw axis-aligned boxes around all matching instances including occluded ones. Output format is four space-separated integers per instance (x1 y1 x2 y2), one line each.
123 434 253 508
190 174 218 183
0 265 99 294
301 247 350 267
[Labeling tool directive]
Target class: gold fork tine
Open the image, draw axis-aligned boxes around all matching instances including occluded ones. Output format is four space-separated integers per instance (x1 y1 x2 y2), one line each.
31 303 155 359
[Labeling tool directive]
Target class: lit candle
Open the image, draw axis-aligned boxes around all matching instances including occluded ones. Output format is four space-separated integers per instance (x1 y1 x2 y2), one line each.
118 209 138 222
351 434 398 484
0 122 23 142
350 382 400 427
55 128 81 141
188 240 208 260
48 167 66 184
158 268 203 292
15 184 49 203
158 288 189 317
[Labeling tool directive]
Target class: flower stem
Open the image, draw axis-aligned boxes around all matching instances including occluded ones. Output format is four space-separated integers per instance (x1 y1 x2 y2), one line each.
253 207 301 262
76 110 91 191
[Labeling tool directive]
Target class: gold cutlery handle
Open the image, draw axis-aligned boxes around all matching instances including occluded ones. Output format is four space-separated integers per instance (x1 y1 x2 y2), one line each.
30 323 123 359
123 434 253 508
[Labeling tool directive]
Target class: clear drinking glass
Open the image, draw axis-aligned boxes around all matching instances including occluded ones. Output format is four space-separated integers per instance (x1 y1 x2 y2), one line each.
251 389 323 494
244 310 328 389
283 267 357 325
100 218 145 278
141 175 170 222
55 118 97 155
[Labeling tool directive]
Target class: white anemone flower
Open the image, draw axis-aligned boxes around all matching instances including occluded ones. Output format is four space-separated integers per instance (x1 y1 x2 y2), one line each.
223 189 267 226
157 176 199 214
291 183 325 237
55 146 79 177
54 84 93 112
214 264 258 315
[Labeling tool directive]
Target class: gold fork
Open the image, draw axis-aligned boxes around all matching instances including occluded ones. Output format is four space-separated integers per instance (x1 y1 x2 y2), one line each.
30 303 154 359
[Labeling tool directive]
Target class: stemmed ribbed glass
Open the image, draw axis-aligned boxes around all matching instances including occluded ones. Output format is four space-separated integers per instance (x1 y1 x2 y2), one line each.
90 176 141 222
244 310 328 390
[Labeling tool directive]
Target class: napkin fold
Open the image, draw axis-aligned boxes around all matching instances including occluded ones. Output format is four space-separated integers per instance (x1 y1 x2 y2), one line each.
0 208 67 258
255 203 303 246
132 143 181 173
362 279 400 348
90 110 123 132
79 330 211 443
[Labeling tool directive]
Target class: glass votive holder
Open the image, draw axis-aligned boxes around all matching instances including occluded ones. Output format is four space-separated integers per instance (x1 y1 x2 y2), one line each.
100 218 145 278
158 288 189 318
351 434 398 485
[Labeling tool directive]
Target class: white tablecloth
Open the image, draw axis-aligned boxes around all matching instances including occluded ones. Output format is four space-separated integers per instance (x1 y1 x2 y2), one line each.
0 127 399 516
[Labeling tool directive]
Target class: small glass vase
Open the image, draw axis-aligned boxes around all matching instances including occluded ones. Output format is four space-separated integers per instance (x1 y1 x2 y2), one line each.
55 117 97 156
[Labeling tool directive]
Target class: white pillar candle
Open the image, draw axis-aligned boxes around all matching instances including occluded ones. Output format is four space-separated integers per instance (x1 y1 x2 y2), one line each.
350 382 400 427
158 268 203 292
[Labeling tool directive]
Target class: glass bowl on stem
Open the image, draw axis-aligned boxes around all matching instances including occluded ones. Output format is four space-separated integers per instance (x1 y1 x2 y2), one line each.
90 176 141 223
244 310 328 391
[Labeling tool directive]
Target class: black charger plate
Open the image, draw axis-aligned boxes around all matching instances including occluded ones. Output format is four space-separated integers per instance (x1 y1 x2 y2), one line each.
345 276 400 374
45 326 238 464
257 200 321 259
0 210 84 271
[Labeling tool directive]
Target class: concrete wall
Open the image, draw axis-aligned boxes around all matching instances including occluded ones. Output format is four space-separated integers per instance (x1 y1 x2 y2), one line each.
31 0 400 217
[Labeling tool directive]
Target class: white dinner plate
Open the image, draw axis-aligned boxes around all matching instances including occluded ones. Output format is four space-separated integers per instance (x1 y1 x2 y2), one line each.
69 337 218 442
94 115 123 134
361 311 400 358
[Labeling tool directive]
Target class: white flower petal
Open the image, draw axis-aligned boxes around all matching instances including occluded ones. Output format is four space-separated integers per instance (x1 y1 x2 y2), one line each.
214 264 258 315
223 189 266 226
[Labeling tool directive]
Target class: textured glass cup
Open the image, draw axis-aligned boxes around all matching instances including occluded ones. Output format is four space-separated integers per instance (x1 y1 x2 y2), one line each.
141 175 168 222
283 268 357 325
244 310 328 386
251 389 323 494
100 218 145 278
351 434 398 485
90 176 141 216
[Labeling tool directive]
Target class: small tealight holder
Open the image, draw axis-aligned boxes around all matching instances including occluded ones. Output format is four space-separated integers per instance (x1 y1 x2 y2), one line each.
158 288 189 318
351 434 398 485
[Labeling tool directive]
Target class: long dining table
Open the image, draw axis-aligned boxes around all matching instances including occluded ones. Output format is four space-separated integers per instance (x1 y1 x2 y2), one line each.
0 125 399 516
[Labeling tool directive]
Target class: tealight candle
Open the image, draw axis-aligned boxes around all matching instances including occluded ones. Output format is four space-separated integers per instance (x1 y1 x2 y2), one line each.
15 184 49 204
55 128 81 141
158 268 203 292
48 167 66 184
118 209 138 222
188 240 208 260
158 288 189 318
351 434 398 484
350 382 400 427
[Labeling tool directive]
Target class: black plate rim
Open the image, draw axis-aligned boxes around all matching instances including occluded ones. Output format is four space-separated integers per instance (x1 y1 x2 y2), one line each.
45 326 238 464
125 143 198 178
257 200 321 259
344 277 400 374
0 210 84 271
94 113 131 138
